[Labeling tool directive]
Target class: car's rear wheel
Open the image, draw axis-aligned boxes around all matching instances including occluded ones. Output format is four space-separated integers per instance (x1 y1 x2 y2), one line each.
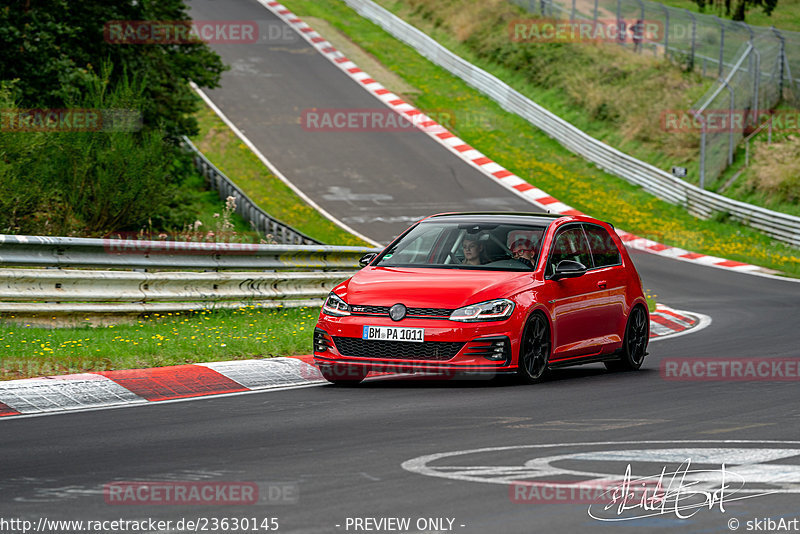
605 305 648 371
319 364 368 385
517 313 551 383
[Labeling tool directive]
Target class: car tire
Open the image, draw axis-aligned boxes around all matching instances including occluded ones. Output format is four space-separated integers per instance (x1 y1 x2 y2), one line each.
605 305 649 372
517 312 551 384
319 364 368 385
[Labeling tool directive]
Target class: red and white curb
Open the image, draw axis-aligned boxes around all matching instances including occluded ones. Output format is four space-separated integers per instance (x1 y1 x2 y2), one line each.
0 310 708 418
649 304 711 341
0 357 325 419
257 1 781 278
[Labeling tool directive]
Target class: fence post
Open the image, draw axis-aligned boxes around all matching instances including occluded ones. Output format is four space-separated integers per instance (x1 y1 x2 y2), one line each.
752 47 761 126
571 0 576 20
661 4 669 58
594 0 599 23
723 78 735 166
772 27 786 96
686 10 696 71
714 16 725 77
698 114 707 189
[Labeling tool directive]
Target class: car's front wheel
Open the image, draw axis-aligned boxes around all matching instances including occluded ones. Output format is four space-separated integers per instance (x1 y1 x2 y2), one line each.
319 364 368 385
517 312 551 384
605 305 648 371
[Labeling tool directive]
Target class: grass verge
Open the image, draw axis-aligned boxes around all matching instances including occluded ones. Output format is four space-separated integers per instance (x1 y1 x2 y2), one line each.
279 0 800 277
191 99 371 246
0 306 317 381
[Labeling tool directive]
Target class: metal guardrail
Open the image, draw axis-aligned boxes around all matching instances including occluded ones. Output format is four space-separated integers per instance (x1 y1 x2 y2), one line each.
0 235 380 315
343 0 800 248
182 136 322 246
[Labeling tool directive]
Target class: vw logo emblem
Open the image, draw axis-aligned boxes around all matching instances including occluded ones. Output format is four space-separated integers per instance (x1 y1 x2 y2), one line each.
389 303 407 321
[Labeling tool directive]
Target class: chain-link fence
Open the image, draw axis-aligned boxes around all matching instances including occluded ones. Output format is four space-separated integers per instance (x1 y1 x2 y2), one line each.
511 0 800 185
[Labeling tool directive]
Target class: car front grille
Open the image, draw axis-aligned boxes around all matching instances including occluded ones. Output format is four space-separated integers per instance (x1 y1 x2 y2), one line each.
332 337 464 361
349 305 452 319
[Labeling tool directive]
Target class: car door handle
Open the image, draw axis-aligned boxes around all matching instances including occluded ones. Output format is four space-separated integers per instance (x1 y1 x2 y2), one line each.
597 280 607 289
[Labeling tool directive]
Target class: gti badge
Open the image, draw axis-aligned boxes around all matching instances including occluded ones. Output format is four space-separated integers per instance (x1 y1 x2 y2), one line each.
389 303 407 321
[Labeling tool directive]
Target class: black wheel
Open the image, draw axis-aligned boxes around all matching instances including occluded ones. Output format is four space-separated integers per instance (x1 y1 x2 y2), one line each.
605 305 648 371
320 364 368 385
517 313 551 383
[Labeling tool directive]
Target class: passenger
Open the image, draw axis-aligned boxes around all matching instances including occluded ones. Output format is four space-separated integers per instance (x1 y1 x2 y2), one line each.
510 237 536 268
462 235 488 265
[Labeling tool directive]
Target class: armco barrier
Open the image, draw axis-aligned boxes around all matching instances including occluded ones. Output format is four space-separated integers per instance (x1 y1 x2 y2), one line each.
341 0 800 248
182 136 321 246
0 235 380 315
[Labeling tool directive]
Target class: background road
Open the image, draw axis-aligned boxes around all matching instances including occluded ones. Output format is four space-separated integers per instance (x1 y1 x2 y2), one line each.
185 0 538 244
2 1 799 532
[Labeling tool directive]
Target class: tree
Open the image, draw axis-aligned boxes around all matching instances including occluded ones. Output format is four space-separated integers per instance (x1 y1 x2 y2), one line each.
692 0 778 22
0 0 227 137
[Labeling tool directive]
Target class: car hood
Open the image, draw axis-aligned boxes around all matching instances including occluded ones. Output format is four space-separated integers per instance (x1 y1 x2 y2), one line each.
338 267 535 309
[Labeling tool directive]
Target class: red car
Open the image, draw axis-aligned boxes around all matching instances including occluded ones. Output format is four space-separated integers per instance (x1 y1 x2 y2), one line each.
314 212 649 384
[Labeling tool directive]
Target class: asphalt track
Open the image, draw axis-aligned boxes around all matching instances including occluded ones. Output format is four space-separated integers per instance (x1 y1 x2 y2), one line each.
2 1 800 532
182 0 539 244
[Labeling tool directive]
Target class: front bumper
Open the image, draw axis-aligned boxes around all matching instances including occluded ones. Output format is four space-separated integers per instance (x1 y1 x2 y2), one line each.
313 314 521 375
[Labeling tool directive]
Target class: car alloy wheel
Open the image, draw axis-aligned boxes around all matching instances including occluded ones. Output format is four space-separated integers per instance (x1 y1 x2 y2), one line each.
605 305 648 371
518 313 550 383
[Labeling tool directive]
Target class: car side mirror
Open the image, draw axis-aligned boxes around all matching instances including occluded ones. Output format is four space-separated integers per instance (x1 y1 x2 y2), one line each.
359 252 378 268
551 260 587 280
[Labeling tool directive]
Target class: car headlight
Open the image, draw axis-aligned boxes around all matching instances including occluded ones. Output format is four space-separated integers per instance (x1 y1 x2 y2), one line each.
450 299 515 322
322 292 350 317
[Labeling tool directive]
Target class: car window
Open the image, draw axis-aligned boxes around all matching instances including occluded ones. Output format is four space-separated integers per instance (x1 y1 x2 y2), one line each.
547 225 593 277
376 221 547 271
583 224 622 268
380 224 446 265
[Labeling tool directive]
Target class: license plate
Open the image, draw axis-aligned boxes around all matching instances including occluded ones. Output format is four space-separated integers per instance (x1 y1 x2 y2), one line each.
362 325 424 343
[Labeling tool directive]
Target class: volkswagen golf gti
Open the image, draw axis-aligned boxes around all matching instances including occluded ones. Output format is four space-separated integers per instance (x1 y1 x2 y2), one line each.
313 212 649 385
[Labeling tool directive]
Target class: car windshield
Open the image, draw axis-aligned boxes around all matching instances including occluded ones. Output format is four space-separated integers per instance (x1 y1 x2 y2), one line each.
375 219 549 271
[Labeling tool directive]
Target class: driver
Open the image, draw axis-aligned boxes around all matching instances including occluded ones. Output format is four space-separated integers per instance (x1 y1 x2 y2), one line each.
510 237 536 268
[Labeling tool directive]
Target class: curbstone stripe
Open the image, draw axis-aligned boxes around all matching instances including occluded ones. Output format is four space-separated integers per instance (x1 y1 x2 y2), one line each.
0 308 703 419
